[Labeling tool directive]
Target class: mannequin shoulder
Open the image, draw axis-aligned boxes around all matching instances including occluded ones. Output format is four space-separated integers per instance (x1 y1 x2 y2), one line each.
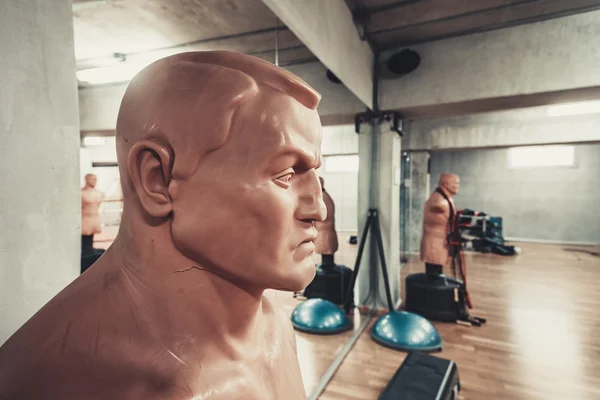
81 189 104 203
426 193 450 213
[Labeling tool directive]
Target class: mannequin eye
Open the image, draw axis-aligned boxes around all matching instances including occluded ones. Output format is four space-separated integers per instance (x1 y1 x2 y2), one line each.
276 172 293 183
274 168 295 187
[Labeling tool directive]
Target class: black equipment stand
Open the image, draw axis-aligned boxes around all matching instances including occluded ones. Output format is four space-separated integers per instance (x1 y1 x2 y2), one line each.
343 208 395 314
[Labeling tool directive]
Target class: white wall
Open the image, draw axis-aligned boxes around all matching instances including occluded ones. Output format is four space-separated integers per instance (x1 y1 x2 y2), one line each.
0 0 81 344
318 125 359 232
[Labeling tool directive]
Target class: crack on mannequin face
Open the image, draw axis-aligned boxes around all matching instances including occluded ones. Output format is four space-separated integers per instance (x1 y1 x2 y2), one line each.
170 265 211 274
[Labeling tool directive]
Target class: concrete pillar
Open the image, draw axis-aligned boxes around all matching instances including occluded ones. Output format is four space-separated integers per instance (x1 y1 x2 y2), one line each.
407 151 430 255
0 0 81 344
356 124 401 310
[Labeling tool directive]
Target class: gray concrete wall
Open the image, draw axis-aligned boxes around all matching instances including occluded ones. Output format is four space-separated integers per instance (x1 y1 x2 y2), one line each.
79 83 127 131
0 0 81 344
404 105 600 151
381 10 600 116
79 61 365 131
429 144 600 244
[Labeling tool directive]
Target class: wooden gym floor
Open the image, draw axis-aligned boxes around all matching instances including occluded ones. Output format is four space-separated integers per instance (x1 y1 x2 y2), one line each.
95 230 600 399
271 236 600 400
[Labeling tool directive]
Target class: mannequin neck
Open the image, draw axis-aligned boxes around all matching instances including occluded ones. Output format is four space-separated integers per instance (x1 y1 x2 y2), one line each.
101 213 266 341
438 186 454 198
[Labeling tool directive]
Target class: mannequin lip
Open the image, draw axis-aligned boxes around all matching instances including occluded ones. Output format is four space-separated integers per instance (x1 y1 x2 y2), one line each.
299 232 318 246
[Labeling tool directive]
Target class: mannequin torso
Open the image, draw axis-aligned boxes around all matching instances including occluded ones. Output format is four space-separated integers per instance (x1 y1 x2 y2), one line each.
420 190 454 266
81 174 105 236
0 263 305 400
420 174 460 267
81 187 104 235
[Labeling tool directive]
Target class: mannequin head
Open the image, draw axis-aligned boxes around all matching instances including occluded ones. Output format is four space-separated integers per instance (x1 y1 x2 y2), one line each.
84 173 97 188
439 173 460 195
115 51 326 292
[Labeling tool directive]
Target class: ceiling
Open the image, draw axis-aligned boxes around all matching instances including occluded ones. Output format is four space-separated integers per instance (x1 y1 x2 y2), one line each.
346 0 600 50
72 0 312 77
73 0 600 86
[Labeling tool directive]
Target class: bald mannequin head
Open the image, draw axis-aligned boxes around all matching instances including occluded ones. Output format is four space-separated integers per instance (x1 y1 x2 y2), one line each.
84 173 97 188
113 51 326 292
439 173 460 195
116 51 320 193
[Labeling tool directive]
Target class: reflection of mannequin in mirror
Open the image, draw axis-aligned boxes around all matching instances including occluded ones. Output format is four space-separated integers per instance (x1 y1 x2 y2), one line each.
314 177 339 266
0 51 326 400
81 173 122 253
81 173 104 252
420 173 460 275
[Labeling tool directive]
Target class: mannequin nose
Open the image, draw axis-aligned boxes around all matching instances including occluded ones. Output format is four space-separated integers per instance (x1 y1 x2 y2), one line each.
296 173 326 223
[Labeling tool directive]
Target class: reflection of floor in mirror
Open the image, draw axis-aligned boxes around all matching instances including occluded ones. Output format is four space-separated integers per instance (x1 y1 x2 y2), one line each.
93 230 600 399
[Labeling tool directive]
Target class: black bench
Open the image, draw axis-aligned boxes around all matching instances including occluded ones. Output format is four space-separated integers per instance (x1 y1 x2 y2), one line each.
379 351 460 400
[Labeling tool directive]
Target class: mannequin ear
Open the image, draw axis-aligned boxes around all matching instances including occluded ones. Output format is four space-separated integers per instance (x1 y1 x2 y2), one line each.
127 139 174 218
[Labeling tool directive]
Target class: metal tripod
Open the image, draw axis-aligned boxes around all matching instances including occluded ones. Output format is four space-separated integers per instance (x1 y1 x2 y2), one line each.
343 208 395 314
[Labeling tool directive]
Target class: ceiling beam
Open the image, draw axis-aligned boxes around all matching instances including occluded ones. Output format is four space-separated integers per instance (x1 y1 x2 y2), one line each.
261 0 374 109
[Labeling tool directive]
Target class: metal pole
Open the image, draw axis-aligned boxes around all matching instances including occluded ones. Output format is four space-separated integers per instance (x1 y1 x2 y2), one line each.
275 18 279 66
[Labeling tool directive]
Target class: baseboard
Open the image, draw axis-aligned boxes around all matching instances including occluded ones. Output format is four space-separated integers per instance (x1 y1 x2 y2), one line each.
401 251 421 257
505 237 600 246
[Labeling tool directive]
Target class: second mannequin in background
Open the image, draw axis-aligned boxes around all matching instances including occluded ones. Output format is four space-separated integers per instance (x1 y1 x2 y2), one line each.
314 177 339 266
81 173 105 252
420 173 460 275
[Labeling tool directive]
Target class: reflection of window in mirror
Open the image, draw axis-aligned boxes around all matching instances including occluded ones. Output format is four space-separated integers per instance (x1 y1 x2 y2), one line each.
507 145 575 169
324 155 359 172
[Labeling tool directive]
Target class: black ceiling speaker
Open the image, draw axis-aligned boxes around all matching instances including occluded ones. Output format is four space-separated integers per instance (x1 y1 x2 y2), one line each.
387 49 421 75
326 69 342 84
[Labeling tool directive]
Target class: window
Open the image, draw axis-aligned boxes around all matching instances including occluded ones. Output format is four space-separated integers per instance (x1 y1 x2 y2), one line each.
508 145 575 168
324 155 359 172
